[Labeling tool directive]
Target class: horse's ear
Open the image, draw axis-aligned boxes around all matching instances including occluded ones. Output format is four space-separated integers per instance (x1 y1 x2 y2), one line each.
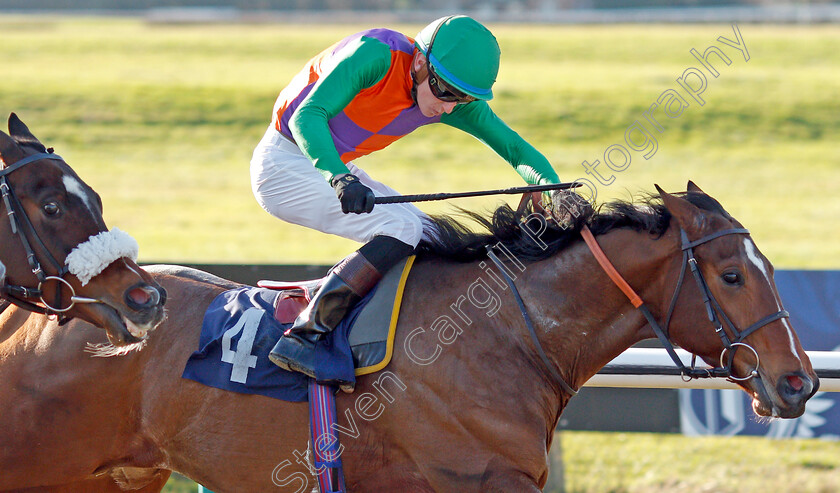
8 113 46 152
656 184 708 237
0 127 24 168
686 180 705 194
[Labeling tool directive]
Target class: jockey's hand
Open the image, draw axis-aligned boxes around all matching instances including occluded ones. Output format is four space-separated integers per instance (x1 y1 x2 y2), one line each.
549 188 593 227
331 173 375 214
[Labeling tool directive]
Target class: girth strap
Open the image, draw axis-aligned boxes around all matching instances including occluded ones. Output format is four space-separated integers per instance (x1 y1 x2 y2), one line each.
308 379 346 493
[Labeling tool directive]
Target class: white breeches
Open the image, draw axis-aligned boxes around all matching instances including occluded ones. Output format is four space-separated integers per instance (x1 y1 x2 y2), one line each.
250 126 429 248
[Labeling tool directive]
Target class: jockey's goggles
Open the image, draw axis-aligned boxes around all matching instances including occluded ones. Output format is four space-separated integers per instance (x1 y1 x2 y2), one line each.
427 68 477 103
424 18 477 103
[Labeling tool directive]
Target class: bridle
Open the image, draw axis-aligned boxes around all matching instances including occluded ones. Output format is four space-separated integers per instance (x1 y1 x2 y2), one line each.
0 151 99 321
485 217 791 395
581 224 790 382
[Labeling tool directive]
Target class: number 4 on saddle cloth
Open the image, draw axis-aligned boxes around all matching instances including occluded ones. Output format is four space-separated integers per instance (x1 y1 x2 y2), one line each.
182 257 414 402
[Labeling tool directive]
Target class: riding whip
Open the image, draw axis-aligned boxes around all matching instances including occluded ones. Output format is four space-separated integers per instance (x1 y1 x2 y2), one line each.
374 182 582 204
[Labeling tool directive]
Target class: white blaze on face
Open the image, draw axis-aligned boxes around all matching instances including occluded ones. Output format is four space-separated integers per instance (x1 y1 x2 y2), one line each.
62 175 96 215
743 237 801 361
59 175 140 286
743 238 770 283
0 259 5 281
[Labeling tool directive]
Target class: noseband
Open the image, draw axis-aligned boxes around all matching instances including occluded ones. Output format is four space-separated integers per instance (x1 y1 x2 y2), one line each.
581 225 789 382
0 151 99 321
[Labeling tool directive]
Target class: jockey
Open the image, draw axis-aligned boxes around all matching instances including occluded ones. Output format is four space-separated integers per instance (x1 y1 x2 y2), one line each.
251 15 561 391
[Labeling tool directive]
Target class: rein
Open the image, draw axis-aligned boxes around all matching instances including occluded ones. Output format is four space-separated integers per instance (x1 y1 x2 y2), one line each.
0 151 98 321
580 224 789 381
485 247 578 396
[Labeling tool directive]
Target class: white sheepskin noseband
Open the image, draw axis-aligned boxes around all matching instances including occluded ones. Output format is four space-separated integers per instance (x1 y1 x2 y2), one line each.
0 259 5 283
65 228 139 286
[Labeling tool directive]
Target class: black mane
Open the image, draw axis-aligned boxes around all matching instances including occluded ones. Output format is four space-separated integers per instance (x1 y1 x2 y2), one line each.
416 192 731 263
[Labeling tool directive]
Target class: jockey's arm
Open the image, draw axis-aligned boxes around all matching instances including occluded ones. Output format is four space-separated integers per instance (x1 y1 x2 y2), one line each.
441 102 560 186
287 38 391 183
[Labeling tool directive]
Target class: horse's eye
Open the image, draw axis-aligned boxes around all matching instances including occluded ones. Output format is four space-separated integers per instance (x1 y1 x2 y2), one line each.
43 202 60 216
722 271 743 286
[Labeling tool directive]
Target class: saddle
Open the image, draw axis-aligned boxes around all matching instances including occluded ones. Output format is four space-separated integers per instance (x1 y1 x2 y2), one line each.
181 256 415 403
256 278 319 325
259 256 413 375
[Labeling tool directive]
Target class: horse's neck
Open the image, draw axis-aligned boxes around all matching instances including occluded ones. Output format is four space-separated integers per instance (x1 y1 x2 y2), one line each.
144 264 241 290
520 227 677 391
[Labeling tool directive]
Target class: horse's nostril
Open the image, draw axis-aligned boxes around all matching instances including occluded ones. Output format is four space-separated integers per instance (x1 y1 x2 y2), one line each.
779 373 814 403
786 374 804 393
128 287 151 306
125 284 163 309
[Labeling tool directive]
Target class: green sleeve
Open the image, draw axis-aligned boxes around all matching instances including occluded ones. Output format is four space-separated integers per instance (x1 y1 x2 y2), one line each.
289 37 392 182
441 102 560 185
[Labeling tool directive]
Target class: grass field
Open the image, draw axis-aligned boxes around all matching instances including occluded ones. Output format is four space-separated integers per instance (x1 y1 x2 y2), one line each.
2 16 838 493
1 16 838 266
558 430 840 493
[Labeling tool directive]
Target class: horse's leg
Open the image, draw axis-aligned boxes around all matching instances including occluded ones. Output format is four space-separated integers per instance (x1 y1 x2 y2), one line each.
1 469 170 492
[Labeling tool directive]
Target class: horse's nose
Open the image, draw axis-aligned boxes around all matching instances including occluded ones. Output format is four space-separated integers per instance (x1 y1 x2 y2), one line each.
777 372 816 407
125 283 166 311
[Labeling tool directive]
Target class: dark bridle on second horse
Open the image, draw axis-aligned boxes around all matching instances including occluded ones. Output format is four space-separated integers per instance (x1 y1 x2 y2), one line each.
0 150 102 322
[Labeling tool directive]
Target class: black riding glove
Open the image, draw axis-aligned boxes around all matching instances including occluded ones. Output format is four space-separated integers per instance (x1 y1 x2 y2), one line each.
331 173 375 214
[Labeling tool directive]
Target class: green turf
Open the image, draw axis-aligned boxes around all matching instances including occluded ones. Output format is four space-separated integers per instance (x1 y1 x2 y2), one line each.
557 430 840 493
1 18 837 266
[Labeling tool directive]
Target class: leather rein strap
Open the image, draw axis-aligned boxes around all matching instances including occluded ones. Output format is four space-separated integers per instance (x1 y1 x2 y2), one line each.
580 228 644 309
580 224 788 381
485 247 578 396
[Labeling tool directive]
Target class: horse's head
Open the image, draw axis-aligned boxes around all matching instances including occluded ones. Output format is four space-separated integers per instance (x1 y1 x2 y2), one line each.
0 113 166 346
657 181 818 418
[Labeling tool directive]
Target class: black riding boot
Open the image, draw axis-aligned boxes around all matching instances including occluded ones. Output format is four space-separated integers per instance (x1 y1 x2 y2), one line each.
269 236 414 391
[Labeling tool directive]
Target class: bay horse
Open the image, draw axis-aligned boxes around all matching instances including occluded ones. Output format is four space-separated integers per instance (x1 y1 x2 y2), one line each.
0 114 166 346
0 173 818 490
0 113 167 492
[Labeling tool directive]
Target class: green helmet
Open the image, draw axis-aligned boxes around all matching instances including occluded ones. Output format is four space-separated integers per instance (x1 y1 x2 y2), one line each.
414 15 500 101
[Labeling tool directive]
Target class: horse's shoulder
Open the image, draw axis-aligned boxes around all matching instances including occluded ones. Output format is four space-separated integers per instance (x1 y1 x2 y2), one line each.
142 264 243 291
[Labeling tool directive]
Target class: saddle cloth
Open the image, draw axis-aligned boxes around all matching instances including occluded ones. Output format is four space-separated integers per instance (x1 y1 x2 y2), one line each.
181 257 414 402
